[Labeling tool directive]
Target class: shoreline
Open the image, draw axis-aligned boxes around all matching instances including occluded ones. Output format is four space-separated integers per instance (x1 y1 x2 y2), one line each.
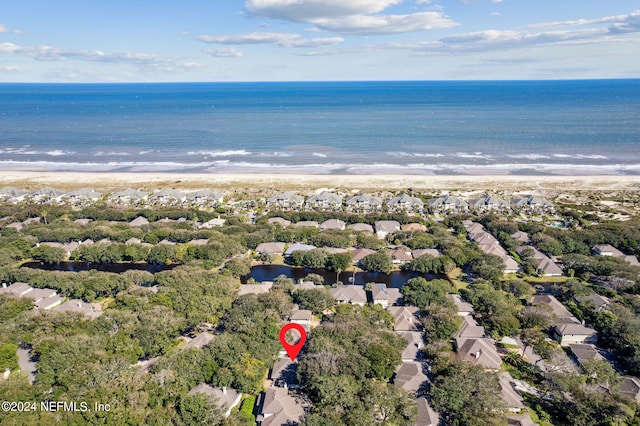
1 171 639 193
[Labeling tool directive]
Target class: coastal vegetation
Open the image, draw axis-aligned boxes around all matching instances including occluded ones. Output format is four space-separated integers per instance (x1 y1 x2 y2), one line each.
1 193 640 425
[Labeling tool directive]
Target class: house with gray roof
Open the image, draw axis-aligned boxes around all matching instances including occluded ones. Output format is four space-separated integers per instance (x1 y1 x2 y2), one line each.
305 191 342 210
52 299 102 319
398 331 424 361
65 188 102 204
186 189 223 206
387 306 421 331
330 285 367 306
415 397 440 426
576 293 610 312
593 244 640 266
268 217 291 227
620 376 640 402
552 323 598 346
427 195 469 212
468 195 510 212
238 281 273 296
345 193 382 212
319 219 346 231
455 316 487 340
289 309 313 326
374 220 401 239
149 189 186 204
270 358 299 388
386 193 424 213
510 231 529 243
499 372 525 413
350 248 376 263
412 249 441 259
449 294 474 316
27 187 66 203
292 220 318 228
256 242 286 256
455 338 502 370
393 361 428 394
258 387 305 426
267 192 304 209
182 332 215 350
284 243 316 257
370 283 402 308
188 384 241 418
516 245 563 276
0 282 34 297
568 343 604 366
511 195 554 211
199 217 226 228
0 187 28 202
347 223 374 233
108 188 147 204
129 216 150 227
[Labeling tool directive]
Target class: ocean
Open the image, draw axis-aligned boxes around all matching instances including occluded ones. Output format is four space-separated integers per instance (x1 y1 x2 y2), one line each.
0 80 639 175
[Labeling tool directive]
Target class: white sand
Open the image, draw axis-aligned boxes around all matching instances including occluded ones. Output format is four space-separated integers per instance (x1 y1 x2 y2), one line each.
0 171 639 193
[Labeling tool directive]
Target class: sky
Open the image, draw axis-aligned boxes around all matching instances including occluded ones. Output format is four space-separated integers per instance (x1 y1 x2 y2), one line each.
0 0 639 82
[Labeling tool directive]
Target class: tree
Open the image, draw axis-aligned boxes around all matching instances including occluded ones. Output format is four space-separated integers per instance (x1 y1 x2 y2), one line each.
221 258 251 278
429 361 506 426
401 277 451 309
294 288 336 314
31 245 66 264
360 251 393 274
326 252 351 284
467 253 505 282
0 343 18 371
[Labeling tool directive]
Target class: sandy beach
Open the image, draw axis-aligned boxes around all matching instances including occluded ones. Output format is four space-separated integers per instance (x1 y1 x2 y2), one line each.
1 171 639 194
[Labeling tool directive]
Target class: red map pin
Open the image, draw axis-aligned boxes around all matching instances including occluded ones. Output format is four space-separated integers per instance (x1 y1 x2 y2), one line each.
279 323 307 361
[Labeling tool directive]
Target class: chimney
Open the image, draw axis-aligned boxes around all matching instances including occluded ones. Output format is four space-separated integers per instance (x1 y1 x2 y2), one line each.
474 350 481 359
2 283 6 288
222 386 227 395
3 369 9 380
77 302 82 308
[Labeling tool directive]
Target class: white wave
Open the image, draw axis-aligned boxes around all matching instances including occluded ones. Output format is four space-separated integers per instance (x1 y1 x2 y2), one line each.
413 153 445 158
94 151 131 157
46 150 74 156
507 154 550 160
187 150 251 157
260 151 292 157
138 150 155 155
312 152 328 158
456 152 493 159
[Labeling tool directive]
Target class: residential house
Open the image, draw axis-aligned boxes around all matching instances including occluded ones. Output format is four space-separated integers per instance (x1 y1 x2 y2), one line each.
448 294 474 316
267 192 304 210
393 361 428 394
576 293 610 312
349 248 376 264
52 299 102 319
188 384 242 418
455 316 487 340
26 187 66 203
552 323 598 347
511 195 554 211
390 248 412 265
267 217 291 227
289 309 312 327
386 193 424 213
284 243 316 257
374 220 401 239
370 283 402 308
186 189 223 206
149 189 186 205
65 188 102 205
415 397 440 426
401 223 427 232
0 187 28 202
256 242 286 256
411 248 441 259
238 282 273 296
387 306 421 332
305 191 342 211
319 219 346 231
510 231 530 244
516 245 563 276
455 338 502 370
499 372 525 413
345 193 382 213
593 244 640 266
257 387 305 426
620 376 640 402
568 343 604 366
74 218 93 226
398 331 424 361
0 282 34 297
529 295 577 324
199 217 226 228
330 285 367 306
468 195 510 212
507 413 537 426
129 216 150 227
427 195 469 212
346 223 374 233
108 188 147 204
270 358 299 389
182 332 215 350
292 220 319 228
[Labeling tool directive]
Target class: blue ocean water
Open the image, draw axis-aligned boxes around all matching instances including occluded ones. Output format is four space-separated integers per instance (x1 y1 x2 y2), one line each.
0 80 639 174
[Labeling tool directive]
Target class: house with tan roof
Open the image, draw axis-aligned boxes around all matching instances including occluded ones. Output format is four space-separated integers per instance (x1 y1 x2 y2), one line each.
415 397 440 426
52 299 102 319
129 216 150 227
374 220 401 239
270 358 299 389
455 338 502 370
390 248 412 265
499 372 525 413
393 361 428 394
267 217 291 227
552 323 598 347
256 242 286 256
319 219 346 231
349 248 376 263
370 283 402 308
182 332 215 350
257 387 305 426
347 222 374 233
330 285 367 306
398 331 424 361
387 306 421 331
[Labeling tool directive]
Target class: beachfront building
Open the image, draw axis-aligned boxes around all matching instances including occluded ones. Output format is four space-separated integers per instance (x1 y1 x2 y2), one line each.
186 189 224 207
267 192 304 210
64 188 103 205
386 193 424 213
427 195 468 212
108 188 148 205
148 189 186 205
345 193 382 213
305 191 342 211
511 195 554 212
0 187 28 203
468 195 510 212
26 187 66 204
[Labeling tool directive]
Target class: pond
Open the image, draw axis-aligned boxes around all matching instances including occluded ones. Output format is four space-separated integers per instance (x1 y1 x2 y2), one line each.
244 265 442 288
21 261 178 274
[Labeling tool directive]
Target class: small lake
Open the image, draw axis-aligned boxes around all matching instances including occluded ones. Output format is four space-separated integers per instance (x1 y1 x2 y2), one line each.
21 261 178 273
244 265 442 288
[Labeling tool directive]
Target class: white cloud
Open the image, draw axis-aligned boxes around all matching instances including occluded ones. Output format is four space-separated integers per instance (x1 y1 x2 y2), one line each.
384 9 640 53
198 32 344 48
206 47 244 57
0 24 20 34
0 65 22 72
244 0 458 35
0 42 202 72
